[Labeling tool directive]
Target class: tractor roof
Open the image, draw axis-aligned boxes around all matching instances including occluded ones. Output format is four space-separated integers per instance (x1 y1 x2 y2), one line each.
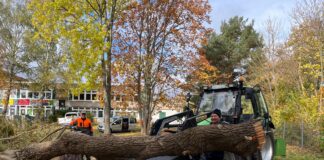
203 84 257 93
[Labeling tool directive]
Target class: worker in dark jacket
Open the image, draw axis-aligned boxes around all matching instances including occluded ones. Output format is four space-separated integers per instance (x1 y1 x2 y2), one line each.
70 111 93 136
202 109 234 160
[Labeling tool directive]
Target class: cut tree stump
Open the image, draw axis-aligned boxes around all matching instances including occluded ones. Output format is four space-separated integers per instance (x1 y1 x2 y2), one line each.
4 120 265 160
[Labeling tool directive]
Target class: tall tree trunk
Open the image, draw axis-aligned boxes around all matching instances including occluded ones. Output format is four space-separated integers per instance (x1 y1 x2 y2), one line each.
136 69 144 133
37 89 46 120
266 76 275 107
282 121 286 140
3 88 11 115
102 0 117 134
14 120 265 160
2 68 13 115
102 55 111 135
298 59 306 96
300 119 304 148
142 71 153 135
136 8 145 133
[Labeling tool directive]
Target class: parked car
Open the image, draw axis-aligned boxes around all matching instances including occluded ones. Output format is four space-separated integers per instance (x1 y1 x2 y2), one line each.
98 116 136 133
58 112 80 126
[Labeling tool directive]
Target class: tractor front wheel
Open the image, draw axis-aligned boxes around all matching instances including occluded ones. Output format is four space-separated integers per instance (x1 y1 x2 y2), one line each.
259 132 275 160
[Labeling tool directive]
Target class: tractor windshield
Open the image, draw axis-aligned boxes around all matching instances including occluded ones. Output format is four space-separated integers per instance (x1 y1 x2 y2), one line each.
199 90 237 116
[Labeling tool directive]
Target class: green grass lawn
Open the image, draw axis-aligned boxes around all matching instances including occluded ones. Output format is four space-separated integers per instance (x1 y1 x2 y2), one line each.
275 145 324 160
93 123 142 137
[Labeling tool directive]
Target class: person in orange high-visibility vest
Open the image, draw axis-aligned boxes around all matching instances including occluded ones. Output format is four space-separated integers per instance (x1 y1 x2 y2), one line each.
70 111 93 136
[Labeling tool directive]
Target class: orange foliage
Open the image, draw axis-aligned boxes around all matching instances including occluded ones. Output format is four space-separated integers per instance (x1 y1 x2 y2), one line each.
115 0 212 88
113 0 212 133
182 49 220 90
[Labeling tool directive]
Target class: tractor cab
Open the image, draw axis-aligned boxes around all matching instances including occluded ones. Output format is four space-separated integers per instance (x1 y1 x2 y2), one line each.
197 84 273 126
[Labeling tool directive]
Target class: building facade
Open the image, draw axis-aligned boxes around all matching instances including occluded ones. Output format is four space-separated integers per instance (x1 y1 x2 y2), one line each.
64 90 139 119
0 89 54 117
0 85 183 122
0 88 140 119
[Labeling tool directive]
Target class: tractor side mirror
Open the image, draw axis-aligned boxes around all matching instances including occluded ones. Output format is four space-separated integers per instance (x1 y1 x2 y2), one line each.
185 92 192 111
264 113 275 129
264 113 269 119
268 121 275 129
186 92 192 102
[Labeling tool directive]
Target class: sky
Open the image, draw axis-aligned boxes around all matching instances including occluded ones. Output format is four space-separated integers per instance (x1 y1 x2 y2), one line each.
208 0 297 39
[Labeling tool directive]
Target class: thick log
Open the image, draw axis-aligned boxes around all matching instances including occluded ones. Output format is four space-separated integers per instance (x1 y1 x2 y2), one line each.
11 120 264 160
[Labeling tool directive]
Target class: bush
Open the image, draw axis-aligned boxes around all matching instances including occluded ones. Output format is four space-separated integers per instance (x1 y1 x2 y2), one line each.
0 142 6 152
0 116 15 138
54 109 68 118
48 114 58 123
86 112 94 122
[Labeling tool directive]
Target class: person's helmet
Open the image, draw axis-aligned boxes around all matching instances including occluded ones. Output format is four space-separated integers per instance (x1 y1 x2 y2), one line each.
81 110 87 115
212 109 222 118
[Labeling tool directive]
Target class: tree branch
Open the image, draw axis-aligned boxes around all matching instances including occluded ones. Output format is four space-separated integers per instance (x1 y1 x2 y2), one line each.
85 0 101 17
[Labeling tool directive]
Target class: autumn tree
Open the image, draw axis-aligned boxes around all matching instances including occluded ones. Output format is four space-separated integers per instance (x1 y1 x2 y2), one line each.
116 0 211 134
248 0 323 148
289 0 323 98
286 0 323 147
29 0 127 133
23 28 63 118
0 0 30 114
183 50 220 92
204 16 264 80
248 17 284 108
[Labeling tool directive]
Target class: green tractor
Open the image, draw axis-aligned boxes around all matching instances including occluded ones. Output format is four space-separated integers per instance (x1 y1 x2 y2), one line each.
150 73 275 160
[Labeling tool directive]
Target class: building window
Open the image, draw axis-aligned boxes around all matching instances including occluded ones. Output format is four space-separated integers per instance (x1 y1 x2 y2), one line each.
69 90 100 101
27 106 33 116
21 106 26 115
92 111 97 117
91 91 97 100
10 90 17 99
73 95 79 100
98 110 103 118
10 108 15 115
34 92 39 99
21 90 27 99
80 92 85 100
86 91 91 100
45 92 51 99
130 118 136 123
92 93 97 100
17 90 20 98
28 92 33 99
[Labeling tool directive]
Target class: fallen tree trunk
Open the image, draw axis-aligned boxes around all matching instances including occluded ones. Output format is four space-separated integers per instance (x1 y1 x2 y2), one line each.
8 120 264 160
